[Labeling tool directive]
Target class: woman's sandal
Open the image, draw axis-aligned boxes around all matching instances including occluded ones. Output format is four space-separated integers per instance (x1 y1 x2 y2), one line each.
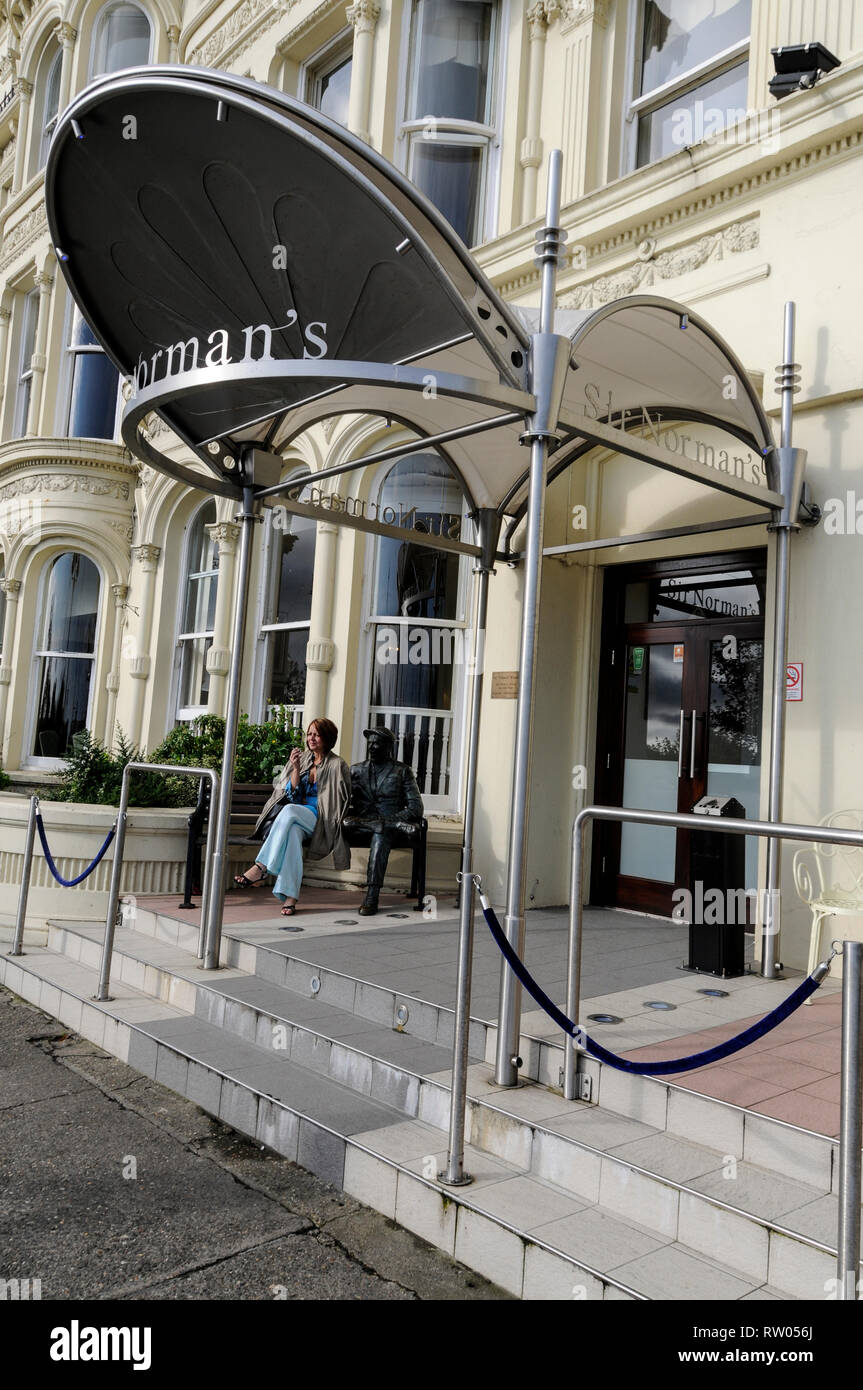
281 903 297 916
233 867 267 889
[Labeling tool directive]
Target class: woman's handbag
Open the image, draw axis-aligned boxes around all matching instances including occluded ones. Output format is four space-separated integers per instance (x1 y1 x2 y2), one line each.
255 794 287 842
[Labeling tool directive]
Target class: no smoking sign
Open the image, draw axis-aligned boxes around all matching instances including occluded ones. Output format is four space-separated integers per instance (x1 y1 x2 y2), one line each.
786 662 803 701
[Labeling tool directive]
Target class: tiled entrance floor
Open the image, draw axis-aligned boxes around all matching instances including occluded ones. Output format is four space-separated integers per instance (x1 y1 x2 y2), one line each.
141 887 843 1138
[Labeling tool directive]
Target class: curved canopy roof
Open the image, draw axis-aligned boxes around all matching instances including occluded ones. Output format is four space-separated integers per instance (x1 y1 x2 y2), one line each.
45 65 780 515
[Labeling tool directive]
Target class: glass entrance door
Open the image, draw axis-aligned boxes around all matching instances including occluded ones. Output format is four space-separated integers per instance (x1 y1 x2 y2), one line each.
593 555 766 917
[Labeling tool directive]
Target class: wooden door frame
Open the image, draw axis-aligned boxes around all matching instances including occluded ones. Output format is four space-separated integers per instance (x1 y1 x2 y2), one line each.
591 549 767 916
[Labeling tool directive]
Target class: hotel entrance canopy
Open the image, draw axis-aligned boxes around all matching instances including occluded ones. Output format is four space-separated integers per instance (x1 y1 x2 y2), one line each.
45 65 803 1072
45 65 782 525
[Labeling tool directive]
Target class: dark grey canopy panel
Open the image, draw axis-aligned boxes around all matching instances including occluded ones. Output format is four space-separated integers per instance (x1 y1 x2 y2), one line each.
46 65 779 514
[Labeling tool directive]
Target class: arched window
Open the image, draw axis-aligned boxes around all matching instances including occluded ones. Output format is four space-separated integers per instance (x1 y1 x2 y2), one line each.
91 2 152 77
258 490 316 726
64 307 120 439
176 501 218 722
31 552 101 760
365 453 471 806
38 47 62 170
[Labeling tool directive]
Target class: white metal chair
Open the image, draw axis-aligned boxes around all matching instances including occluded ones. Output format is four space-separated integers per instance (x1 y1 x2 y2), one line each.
793 810 863 981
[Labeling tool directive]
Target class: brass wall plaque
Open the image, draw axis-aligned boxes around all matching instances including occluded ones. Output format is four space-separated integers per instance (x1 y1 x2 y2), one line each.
491 671 519 699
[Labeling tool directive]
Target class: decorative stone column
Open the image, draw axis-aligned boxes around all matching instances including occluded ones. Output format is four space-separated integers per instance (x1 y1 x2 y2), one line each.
57 23 78 112
302 519 338 718
126 544 161 746
11 77 32 195
0 577 21 763
346 0 381 145
0 303 12 409
205 520 241 717
103 582 129 751
521 2 550 223
25 266 54 438
167 25 180 62
556 0 610 203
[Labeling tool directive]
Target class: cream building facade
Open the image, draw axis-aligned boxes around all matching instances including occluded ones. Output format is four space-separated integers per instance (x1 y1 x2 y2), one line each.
1 0 862 968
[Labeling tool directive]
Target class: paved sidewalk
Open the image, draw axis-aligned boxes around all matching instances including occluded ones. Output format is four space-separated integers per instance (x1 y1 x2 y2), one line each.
0 986 507 1301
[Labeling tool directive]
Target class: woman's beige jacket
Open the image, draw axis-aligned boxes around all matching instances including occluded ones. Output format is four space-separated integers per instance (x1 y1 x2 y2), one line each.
253 749 352 870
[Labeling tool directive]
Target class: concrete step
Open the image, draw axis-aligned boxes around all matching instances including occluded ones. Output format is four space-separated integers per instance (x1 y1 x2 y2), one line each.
128 905 843 1203
38 919 850 1299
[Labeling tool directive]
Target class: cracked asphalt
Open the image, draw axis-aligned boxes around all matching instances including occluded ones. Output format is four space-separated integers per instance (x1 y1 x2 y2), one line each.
0 985 508 1301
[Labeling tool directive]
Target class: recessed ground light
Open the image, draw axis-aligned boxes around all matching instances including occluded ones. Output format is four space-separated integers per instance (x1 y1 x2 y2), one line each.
588 1013 623 1024
697 987 730 998
335 919 358 925
388 912 409 918
395 1004 409 1026
310 977 321 994
279 924 302 934
644 1000 677 1011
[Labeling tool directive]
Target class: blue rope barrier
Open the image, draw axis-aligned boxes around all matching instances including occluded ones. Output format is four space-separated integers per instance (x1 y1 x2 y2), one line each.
36 813 117 888
479 895 823 1076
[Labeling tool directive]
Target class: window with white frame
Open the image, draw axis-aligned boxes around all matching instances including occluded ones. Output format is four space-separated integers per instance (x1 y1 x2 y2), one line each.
13 289 39 439
258 495 316 726
91 1 152 77
365 453 471 807
31 551 101 760
38 47 63 170
402 0 498 246
304 32 353 125
65 307 120 439
628 0 751 169
176 501 218 722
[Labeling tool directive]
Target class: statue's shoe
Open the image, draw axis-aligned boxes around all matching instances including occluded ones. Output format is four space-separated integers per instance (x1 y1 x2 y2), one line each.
358 896 379 916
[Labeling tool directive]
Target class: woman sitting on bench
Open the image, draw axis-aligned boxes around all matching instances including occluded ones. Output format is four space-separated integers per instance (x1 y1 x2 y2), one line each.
234 717 351 916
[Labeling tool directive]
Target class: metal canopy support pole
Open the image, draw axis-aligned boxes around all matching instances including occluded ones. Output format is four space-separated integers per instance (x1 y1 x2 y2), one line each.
838 940 863 1299
762 302 807 978
442 510 499 1185
202 483 259 971
494 150 569 1086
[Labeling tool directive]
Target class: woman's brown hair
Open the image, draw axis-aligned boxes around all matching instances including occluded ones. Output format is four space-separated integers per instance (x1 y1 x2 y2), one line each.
307 717 338 752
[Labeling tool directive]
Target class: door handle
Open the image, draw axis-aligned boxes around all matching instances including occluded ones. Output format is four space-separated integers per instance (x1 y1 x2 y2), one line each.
689 709 697 779
677 710 685 778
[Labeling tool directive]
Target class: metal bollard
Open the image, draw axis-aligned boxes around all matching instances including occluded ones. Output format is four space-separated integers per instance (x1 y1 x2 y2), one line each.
837 939 863 1300
9 795 38 957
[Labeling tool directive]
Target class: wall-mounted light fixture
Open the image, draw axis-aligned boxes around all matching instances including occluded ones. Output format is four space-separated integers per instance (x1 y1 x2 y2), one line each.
769 43 840 101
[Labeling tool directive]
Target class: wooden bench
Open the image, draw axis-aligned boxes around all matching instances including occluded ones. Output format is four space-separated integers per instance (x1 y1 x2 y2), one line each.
179 780 272 907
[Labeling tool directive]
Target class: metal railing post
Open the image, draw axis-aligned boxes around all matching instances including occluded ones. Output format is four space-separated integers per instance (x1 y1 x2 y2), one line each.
92 761 219 999
95 765 132 1001
196 770 219 960
563 805 863 1101
443 514 497 1185
837 939 863 1300
9 794 38 957
563 810 587 1101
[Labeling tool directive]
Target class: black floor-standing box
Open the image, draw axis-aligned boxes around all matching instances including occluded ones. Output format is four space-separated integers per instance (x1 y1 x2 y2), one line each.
686 795 747 977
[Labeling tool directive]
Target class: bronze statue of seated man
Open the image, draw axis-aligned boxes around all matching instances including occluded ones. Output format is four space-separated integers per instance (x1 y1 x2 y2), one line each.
343 727 424 915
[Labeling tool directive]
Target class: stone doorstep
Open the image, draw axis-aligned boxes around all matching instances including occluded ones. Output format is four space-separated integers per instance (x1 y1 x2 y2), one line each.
0 947 642 1302
52 914 843 1202
1 944 832 1299
41 921 847 1292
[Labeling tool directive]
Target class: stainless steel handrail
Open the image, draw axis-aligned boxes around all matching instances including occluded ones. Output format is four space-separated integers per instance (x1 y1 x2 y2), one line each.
95 762 220 1001
566 803 863 1298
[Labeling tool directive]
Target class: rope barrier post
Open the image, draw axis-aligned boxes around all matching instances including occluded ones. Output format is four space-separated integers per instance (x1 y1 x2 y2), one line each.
10 794 38 957
95 765 132 1002
838 939 863 1300
564 809 588 1102
196 770 219 961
